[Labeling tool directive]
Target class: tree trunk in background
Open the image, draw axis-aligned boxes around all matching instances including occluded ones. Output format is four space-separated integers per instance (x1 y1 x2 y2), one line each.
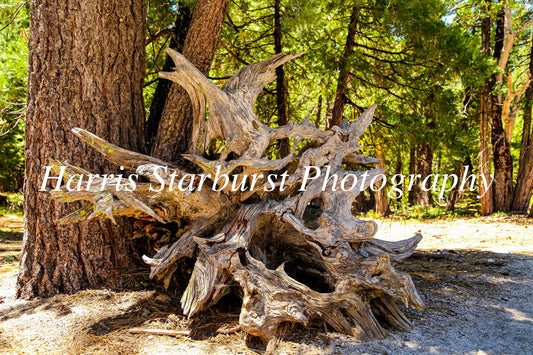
408 144 433 208
330 6 359 128
490 94 514 212
446 157 471 212
18 0 146 298
408 147 416 201
315 95 323 127
145 4 193 152
490 8 514 212
479 5 493 215
512 42 533 213
150 0 228 162
445 164 462 212
374 149 389 216
392 157 404 207
274 0 290 158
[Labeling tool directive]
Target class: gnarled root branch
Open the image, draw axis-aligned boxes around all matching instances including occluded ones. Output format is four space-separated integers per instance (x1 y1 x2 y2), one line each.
50 49 424 343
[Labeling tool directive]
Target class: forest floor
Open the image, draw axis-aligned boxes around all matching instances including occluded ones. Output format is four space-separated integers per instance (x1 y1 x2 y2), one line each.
0 213 531 354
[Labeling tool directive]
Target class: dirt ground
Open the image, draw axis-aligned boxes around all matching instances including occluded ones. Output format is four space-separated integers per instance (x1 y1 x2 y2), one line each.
0 214 531 354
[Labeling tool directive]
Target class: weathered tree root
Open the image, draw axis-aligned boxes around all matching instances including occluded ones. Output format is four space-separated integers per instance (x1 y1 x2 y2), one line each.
51 48 424 342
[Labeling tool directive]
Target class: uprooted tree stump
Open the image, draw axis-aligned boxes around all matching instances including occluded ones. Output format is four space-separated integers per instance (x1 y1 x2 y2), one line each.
49 48 424 343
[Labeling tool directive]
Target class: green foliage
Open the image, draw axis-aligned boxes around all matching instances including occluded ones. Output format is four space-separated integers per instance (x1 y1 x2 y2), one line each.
213 0 492 148
6 192 23 210
209 0 531 214
0 1 29 191
0 192 23 216
0 0 530 212
385 204 473 220
0 206 22 217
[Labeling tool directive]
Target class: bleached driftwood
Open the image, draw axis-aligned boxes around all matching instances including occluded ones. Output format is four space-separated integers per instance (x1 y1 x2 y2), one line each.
51 48 424 343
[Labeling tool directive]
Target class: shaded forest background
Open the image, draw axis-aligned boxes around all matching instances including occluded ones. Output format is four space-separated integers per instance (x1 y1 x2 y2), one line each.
1 0 532 217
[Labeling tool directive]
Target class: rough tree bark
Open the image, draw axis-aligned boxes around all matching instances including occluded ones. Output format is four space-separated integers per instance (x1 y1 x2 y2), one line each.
512 42 533 213
17 0 146 298
330 5 359 128
150 0 229 162
479 4 493 215
49 50 424 344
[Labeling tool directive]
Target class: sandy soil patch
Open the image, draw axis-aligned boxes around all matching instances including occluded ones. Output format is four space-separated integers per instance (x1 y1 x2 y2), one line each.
0 215 531 354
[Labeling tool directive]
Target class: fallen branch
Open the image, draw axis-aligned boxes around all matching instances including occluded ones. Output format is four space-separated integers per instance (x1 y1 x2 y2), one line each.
129 328 190 337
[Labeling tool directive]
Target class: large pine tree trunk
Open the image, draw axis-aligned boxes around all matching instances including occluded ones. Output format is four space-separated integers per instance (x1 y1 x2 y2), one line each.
479 5 493 215
512 42 533 213
17 0 146 298
150 0 228 161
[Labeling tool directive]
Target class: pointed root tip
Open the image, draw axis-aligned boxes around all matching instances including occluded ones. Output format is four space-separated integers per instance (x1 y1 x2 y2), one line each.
292 51 306 59
165 47 178 55
411 294 425 310
271 51 306 69
142 255 162 267
348 104 378 136
71 127 97 142
165 48 188 66
412 233 423 243
359 104 377 122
